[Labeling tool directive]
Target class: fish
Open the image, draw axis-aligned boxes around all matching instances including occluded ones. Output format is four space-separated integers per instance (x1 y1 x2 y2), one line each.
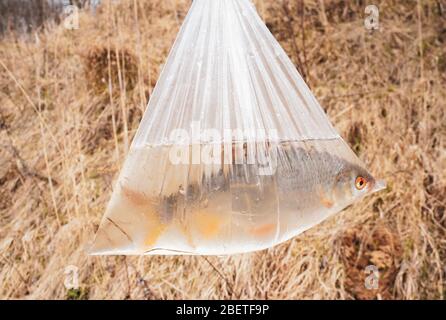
275 146 385 211
90 140 385 255
89 0 387 256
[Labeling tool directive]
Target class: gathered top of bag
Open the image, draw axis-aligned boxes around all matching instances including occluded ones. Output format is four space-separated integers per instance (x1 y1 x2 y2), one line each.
90 0 385 256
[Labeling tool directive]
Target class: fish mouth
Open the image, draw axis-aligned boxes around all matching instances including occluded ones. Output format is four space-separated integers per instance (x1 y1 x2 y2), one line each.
371 179 387 193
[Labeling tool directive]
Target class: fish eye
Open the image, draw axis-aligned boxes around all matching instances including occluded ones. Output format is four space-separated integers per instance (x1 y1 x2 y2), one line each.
355 176 367 190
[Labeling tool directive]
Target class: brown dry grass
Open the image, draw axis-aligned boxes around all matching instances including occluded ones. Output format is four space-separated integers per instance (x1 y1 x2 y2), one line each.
0 0 445 299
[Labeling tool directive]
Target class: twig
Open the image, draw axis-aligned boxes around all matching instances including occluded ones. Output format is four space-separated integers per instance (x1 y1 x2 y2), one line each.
1 142 58 186
282 0 308 82
322 88 390 104
123 257 132 299
202 256 235 298
106 218 133 243
134 267 156 300
298 0 309 84
106 0 121 163
0 58 62 154
1 253 28 287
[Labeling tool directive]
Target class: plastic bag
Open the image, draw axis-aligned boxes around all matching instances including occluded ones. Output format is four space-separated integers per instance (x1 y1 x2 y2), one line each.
90 0 385 255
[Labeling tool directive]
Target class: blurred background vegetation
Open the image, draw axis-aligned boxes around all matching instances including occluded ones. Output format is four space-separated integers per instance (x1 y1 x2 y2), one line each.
0 0 444 299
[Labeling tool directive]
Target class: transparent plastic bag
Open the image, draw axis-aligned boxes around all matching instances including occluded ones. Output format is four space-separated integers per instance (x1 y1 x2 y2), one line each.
90 0 385 255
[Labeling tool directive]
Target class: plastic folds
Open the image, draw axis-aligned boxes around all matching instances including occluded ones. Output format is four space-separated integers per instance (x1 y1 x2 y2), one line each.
91 0 385 255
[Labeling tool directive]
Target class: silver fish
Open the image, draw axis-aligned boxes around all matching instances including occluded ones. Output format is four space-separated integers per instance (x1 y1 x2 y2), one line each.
90 140 385 255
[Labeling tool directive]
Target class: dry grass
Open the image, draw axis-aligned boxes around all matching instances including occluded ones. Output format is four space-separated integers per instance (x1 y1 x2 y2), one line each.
0 0 445 299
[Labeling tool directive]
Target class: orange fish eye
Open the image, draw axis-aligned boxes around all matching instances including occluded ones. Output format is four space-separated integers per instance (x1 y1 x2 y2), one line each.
355 176 367 190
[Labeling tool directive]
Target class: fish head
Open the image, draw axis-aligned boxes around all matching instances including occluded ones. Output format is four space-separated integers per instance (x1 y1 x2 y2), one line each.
332 161 386 207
